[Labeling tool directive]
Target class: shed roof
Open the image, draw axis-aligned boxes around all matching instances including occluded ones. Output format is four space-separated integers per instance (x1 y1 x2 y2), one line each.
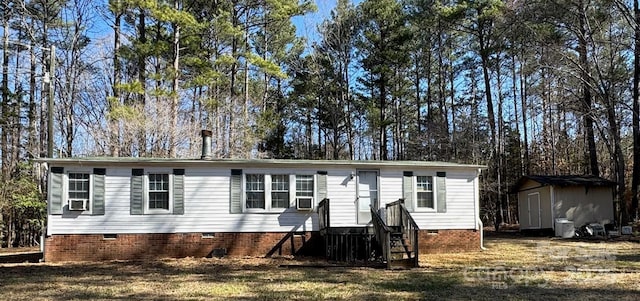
513 175 616 192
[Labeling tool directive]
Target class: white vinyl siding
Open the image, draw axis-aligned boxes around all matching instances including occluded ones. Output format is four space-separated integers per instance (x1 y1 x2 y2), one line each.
47 165 480 234
408 171 477 229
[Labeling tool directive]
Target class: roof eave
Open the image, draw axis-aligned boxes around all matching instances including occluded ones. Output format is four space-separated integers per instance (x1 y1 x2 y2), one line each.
33 157 487 170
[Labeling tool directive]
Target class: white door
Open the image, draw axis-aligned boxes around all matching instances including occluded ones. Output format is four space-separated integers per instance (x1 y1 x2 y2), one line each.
527 193 541 229
357 170 379 224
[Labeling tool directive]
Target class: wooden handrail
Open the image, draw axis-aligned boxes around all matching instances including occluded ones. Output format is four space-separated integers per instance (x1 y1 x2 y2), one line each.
318 198 330 231
370 205 392 268
385 199 420 267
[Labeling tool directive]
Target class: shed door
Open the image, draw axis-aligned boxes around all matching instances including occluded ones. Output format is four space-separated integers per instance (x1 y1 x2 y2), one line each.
357 170 379 224
527 193 541 229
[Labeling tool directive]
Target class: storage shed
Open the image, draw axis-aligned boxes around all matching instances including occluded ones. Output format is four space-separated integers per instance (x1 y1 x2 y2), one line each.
514 175 615 232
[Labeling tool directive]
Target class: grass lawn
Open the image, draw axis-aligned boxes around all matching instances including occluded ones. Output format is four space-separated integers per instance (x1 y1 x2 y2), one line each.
0 236 639 300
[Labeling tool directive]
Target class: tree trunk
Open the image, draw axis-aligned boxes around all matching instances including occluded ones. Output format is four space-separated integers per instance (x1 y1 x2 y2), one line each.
228 3 240 158
520 55 530 175
306 108 312 158
449 52 456 159
437 29 449 160
379 71 387 161
65 25 79 158
479 32 499 229
604 92 627 224
511 55 522 177
243 8 250 158
137 10 147 157
425 46 433 158
40 3 50 158
28 34 38 159
1 13 10 177
632 0 640 221
414 53 421 130
11 26 22 172
578 2 599 176
345 57 354 160
169 0 181 158
497 56 505 230
480 51 496 157
111 4 121 157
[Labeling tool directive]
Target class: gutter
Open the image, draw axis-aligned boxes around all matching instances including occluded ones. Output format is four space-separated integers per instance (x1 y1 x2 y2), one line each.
478 219 486 250
475 168 486 250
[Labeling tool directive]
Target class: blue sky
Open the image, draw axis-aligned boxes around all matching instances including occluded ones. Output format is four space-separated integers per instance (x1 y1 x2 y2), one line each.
293 0 339 43
294 0 363 45
89 0 347 49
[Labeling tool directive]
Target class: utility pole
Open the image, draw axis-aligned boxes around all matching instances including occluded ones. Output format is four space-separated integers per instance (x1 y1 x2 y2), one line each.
46 45 55 158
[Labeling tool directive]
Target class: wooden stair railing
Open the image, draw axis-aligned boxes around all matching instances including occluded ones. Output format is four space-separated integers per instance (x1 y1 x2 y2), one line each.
367 199 420 269
370 205 392 268
318 198 330 233
319 198 418 267
318 198 330 259
385 199 420 268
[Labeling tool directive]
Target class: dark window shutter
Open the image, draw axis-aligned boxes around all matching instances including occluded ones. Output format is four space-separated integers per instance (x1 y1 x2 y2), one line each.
403 171 414 212
92 168 106 215
50 167 64 215
130 169 144 215
436 172 447 213
230 169 242 213
317 171 328 201
173 169 185 215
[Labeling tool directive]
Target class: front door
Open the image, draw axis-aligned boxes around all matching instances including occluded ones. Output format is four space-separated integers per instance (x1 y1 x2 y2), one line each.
357 170 379 224
527 193 541 229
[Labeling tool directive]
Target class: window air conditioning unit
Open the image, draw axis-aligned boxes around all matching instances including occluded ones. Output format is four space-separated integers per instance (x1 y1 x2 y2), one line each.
68 199 88 211
296 197 314 211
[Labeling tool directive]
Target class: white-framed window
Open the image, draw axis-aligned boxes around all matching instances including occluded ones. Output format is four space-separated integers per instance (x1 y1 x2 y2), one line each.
67 172 91 212
144 173 173 214
243 173 315 212
148 173 170 210
271 174 290 209
246 174 266 209
296 175 314 198
416 175 435 210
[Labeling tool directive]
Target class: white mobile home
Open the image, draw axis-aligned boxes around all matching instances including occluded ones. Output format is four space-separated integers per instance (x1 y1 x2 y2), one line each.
40 156 485 264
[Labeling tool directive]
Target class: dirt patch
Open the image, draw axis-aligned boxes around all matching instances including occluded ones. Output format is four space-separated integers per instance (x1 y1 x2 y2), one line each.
0 246 39 255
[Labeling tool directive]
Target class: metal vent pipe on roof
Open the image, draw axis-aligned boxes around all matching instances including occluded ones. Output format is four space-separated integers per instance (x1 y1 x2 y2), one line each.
201 130 212 160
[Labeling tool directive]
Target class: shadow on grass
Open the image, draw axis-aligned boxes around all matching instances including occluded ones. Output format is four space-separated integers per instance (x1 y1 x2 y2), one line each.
616 254 640 262
1 260 639 300
421 285 640 301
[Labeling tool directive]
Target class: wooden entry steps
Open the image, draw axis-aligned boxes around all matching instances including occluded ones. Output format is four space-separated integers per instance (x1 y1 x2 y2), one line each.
318 198 419 269
371 200 419 269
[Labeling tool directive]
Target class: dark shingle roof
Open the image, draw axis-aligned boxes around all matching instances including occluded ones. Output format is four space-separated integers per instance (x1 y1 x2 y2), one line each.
513 175 616 192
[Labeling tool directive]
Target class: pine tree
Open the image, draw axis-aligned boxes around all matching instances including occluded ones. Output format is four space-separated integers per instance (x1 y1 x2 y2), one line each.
357 0 411 160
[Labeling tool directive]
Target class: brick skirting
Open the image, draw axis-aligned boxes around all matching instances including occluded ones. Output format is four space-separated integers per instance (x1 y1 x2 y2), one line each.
44 229 480 262
44 232 324 262
418 229 481 253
